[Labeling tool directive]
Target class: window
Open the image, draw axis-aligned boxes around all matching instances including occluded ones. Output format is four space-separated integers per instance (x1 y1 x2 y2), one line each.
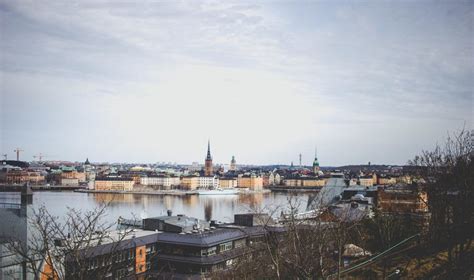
201 246 217 256
219 242 233 252
115 268 127 279
146 244 156 255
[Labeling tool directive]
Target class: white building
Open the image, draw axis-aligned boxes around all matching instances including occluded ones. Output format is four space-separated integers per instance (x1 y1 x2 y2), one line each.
198 176 220 189
141 176 180 188
269 172 281 185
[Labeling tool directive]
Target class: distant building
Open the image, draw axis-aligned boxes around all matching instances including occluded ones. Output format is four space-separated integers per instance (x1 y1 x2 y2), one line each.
94 177 134 191
199 176 219 189
204 141 213 176
237 174 263 191
313 147 320 174
141 175 180 189
180 175 219 190
377 174 397 185
220 177 237 188
61 178 79 186
229 156 236 171
60 166 86 183
282 176 326 188
181 176 199 190
269 172 281 185
4 170 45 185
377 184 428 215
359 174 377 187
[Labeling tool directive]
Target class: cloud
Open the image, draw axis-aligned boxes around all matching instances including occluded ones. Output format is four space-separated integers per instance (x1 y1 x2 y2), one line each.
1 0 472 165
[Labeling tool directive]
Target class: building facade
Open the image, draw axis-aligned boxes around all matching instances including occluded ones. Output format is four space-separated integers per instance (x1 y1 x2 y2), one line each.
237 174 263 191
94 177 134 191
219 177 237 188
140 176 180 189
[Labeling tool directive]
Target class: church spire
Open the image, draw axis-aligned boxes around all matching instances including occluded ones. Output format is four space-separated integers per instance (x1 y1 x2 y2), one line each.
204 140 213 176
206 140 212 160
313 145 320 173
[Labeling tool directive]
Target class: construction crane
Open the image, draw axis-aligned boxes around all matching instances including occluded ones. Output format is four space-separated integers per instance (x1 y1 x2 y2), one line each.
13 148 24 161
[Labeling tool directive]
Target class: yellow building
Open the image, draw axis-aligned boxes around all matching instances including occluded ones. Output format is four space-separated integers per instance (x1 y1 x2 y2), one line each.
301 178 326 187
358 174 377 187
377 176 397 185
94 177 134 191
282 177 326 188
5 170 45 184
237 174 263 191
220 177 237 188
61 169 86 183
180 176 199 190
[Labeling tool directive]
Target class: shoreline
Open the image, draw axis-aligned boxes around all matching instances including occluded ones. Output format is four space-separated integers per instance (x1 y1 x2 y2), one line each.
74 188 271 196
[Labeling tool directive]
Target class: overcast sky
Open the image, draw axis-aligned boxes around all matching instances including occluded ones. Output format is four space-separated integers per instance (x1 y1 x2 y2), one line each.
1 1 472 166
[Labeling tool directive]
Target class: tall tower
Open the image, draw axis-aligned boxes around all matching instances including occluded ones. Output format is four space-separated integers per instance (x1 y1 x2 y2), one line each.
230 156 236 171
204 140 213 176
313 146 320 174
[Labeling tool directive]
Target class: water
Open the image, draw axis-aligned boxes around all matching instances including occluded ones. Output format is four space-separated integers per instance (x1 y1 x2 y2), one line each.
29 191 312 224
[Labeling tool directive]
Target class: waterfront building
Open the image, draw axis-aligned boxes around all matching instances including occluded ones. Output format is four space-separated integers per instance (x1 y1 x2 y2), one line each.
180 176 199 190
229 156 236 171
204 141 213 176
301 177 326 187
198 176 220 189
94 177 134 191
4 170 45 185
237 174 263 191
60 177 79 186
83 158 96 189
219 177 237 188
60 166 86 183
140 175 180 189
268 172 281 186
282 176 326 188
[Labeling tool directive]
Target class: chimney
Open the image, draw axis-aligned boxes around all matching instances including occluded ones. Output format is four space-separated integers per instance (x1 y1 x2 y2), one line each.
167 209 172 217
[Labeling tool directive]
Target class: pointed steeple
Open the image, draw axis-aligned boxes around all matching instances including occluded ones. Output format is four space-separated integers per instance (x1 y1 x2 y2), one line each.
313 145 320 173
206 140 212 160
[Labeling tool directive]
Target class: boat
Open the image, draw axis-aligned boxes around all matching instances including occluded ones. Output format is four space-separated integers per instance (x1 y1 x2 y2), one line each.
196 188 239 195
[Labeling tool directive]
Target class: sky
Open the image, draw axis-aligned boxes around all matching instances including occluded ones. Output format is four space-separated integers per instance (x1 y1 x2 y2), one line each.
0 0 472 166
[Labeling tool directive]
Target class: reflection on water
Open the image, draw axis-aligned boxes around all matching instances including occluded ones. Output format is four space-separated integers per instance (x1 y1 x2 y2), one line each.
31 191 310 224
204 200 212 221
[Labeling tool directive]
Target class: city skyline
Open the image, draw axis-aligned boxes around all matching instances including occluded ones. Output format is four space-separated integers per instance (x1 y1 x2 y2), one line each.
1 1 472 165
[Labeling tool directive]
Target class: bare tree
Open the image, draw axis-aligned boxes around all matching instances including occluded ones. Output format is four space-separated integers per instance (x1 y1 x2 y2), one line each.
410 128 473 271
6 203 135 280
